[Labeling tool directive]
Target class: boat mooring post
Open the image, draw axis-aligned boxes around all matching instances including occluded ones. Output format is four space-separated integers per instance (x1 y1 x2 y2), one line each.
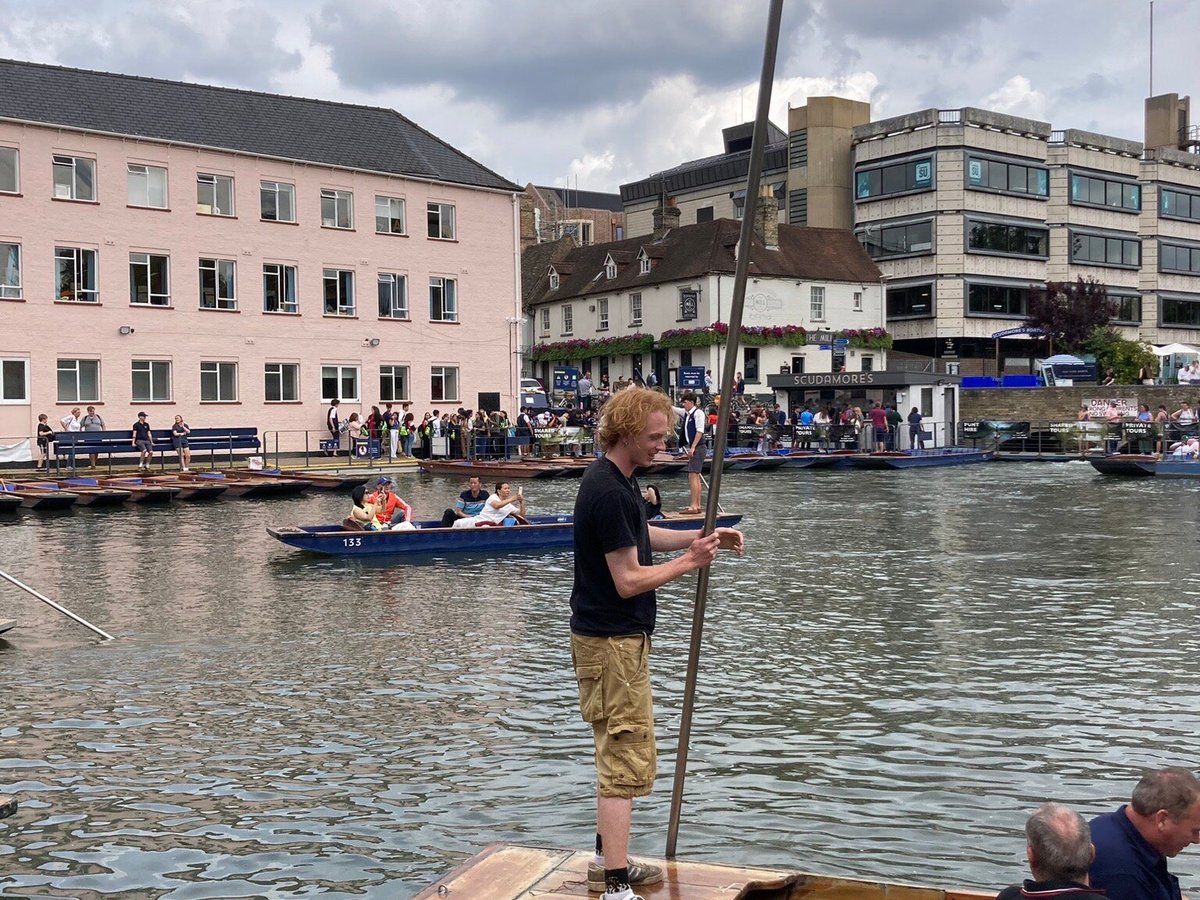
0 568 115 642
665 0 784 859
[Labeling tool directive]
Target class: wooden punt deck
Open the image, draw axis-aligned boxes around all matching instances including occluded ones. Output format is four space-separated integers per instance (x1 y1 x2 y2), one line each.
413 844 993 900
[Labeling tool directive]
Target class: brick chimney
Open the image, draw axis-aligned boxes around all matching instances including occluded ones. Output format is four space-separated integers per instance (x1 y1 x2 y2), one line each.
519 190 538 252
652 196 681 239
753 183 779 250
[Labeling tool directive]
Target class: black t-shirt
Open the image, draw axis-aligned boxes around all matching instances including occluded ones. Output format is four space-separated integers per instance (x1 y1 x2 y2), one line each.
570 457 655 636
132 421 152 441
995 880 1104 900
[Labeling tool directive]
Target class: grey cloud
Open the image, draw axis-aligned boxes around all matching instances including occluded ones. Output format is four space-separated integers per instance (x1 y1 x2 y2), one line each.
311 0 816 118
1056 73 1120 104
8 2 302 88
818 0 1010 42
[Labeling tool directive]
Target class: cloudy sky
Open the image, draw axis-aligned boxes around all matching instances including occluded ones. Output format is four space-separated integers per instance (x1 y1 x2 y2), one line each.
0 0 1193 192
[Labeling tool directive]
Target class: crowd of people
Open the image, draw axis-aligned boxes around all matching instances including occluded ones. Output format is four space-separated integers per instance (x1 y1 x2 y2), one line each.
34 407 195 473
341 474 530 532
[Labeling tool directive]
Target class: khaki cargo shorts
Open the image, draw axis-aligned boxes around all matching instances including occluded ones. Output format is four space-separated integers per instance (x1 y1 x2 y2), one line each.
570 632 656 799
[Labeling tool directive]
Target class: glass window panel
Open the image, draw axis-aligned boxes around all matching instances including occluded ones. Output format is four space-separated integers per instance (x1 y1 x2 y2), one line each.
1123 240 1139 267
1106 182 1123 208
1124 183 1140 210
988 164 1008 190
0 147 16 193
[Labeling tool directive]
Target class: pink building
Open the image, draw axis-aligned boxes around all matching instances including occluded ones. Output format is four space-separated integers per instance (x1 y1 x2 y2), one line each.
0 59 522 455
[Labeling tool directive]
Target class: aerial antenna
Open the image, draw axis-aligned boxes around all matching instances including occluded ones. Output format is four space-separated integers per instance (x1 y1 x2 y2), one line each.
1149 0 1154 97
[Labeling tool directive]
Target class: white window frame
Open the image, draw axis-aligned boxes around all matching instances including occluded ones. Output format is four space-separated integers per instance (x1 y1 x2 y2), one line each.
639 254 651 275
129 253 171 306
549 268 560 290
323 268 356 317
597 297 609 331
55 246 99 303
321 364 360 403
0 358 29 404
378 272 409 320
199 258 237 310
810 285 826 321
431 365 459 402
375 195 406 234
127 163 168 208
265 362 300 402
196 172 234 216
131 359 172 402
604 254 617 279
562 304 573 335
380 365 410 402
263 263 298 314
260 180 296 222
0 147 18 194
0 242 21 299
558 219 593 244
539 307 550 337
853 290 863 312
427 202 456 240
57 358 101 404
200 360 239 402
429 276 458 322
321 189 354 229
53 155 95 201
630 292 643 326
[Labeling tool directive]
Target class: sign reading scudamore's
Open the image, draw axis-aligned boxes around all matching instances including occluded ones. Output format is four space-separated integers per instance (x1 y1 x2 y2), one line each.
783 372 876 387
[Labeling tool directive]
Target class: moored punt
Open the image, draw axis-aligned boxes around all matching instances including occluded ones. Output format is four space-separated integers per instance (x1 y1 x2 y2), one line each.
775 449 855 469
0 493 21 512
0 482 80 509
1088 453 1159 477
28 479 132 507
0 618 15 635
97 477 180 503
166 471 310 498
133 475 229 500
417 459 564 479
231 468 370 491
1154 457 1200 477
413 844 993 900
846 448 994 469
725 454 790 471
268 511 743 558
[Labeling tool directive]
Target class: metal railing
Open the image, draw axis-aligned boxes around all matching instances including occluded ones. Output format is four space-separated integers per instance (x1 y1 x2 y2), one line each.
957 419 1192 457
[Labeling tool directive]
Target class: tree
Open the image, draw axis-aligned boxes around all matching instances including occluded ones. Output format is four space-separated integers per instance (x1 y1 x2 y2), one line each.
1024 278 1112 352
1082 327 1159 385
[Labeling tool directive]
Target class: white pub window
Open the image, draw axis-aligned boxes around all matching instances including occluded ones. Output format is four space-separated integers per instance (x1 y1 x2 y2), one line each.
810 285 826 320
562 304 573 335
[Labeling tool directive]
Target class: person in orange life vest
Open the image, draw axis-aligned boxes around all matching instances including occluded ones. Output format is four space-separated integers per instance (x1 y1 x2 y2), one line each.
366 476 413 528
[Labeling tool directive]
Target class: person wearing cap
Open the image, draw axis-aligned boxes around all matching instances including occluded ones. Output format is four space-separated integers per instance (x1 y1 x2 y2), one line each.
366 476 413 529
131 412 154 472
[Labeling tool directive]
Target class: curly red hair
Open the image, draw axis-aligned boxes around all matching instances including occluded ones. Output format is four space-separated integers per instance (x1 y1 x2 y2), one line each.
596 387 674 451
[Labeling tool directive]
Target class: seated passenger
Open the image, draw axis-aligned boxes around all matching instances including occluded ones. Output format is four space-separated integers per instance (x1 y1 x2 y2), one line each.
345 484 382 531
642 484 663 520
441 476 489 527
366 476 415 530
455 481 527 527
996 802 1101 900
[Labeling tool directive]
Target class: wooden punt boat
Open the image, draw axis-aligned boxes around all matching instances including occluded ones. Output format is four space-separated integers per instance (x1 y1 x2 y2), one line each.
94 477 180 503
129 474 229 500
775 449 855 469
230 468 370 491
418 459 565 479
846 448 994 469
0 482 80 509
0 618 15 635
413 843 993 900
0 493 20 512
1088 453 1159 476
155 471 309 498
26 479 132 507
268 511 743 558
724 453 790 471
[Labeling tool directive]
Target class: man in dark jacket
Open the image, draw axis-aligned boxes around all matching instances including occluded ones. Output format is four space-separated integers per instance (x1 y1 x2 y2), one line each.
997 802 1103 900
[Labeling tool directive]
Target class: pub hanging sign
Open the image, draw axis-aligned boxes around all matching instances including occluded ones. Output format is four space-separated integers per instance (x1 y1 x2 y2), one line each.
679 289 699 321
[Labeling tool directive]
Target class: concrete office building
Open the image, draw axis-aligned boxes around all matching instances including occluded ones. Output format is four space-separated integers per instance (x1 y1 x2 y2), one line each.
0 59 522 453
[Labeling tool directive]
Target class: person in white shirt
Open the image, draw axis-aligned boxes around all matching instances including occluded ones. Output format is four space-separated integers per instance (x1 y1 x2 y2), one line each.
454 481 527 527
672 393 707 513
59 407 82 469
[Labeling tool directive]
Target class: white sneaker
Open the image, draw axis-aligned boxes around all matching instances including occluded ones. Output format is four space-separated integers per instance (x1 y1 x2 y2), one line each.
602 888 644 900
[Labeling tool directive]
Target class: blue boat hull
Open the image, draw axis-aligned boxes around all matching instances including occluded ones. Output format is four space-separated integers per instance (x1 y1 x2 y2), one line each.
845 449 994 469
268 512 744 557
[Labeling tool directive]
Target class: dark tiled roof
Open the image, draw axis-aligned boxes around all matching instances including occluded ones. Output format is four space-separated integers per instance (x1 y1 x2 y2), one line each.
620 142 789 204
532 184 624 213
529 219 881 305
521 236 576 307
0 58 518 192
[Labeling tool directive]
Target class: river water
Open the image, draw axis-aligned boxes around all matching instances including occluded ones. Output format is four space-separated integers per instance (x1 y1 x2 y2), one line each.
1 462 1199 898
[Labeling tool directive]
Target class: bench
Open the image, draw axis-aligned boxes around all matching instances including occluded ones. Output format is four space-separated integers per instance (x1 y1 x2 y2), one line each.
54 427 260 473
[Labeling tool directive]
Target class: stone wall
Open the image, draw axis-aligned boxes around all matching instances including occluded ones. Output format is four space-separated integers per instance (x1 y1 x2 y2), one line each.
961 386 1200 421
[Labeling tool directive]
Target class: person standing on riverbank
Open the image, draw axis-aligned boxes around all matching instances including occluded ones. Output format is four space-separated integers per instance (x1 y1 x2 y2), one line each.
569 386 743 900
997 802 1102 900
1089 767 1200 900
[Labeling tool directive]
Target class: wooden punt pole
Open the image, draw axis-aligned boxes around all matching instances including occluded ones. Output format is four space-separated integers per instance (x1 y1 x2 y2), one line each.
665 0 785 858
0 568 115 641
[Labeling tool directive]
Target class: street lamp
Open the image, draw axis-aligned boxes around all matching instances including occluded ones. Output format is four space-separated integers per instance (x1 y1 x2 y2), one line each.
505 316 528 403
